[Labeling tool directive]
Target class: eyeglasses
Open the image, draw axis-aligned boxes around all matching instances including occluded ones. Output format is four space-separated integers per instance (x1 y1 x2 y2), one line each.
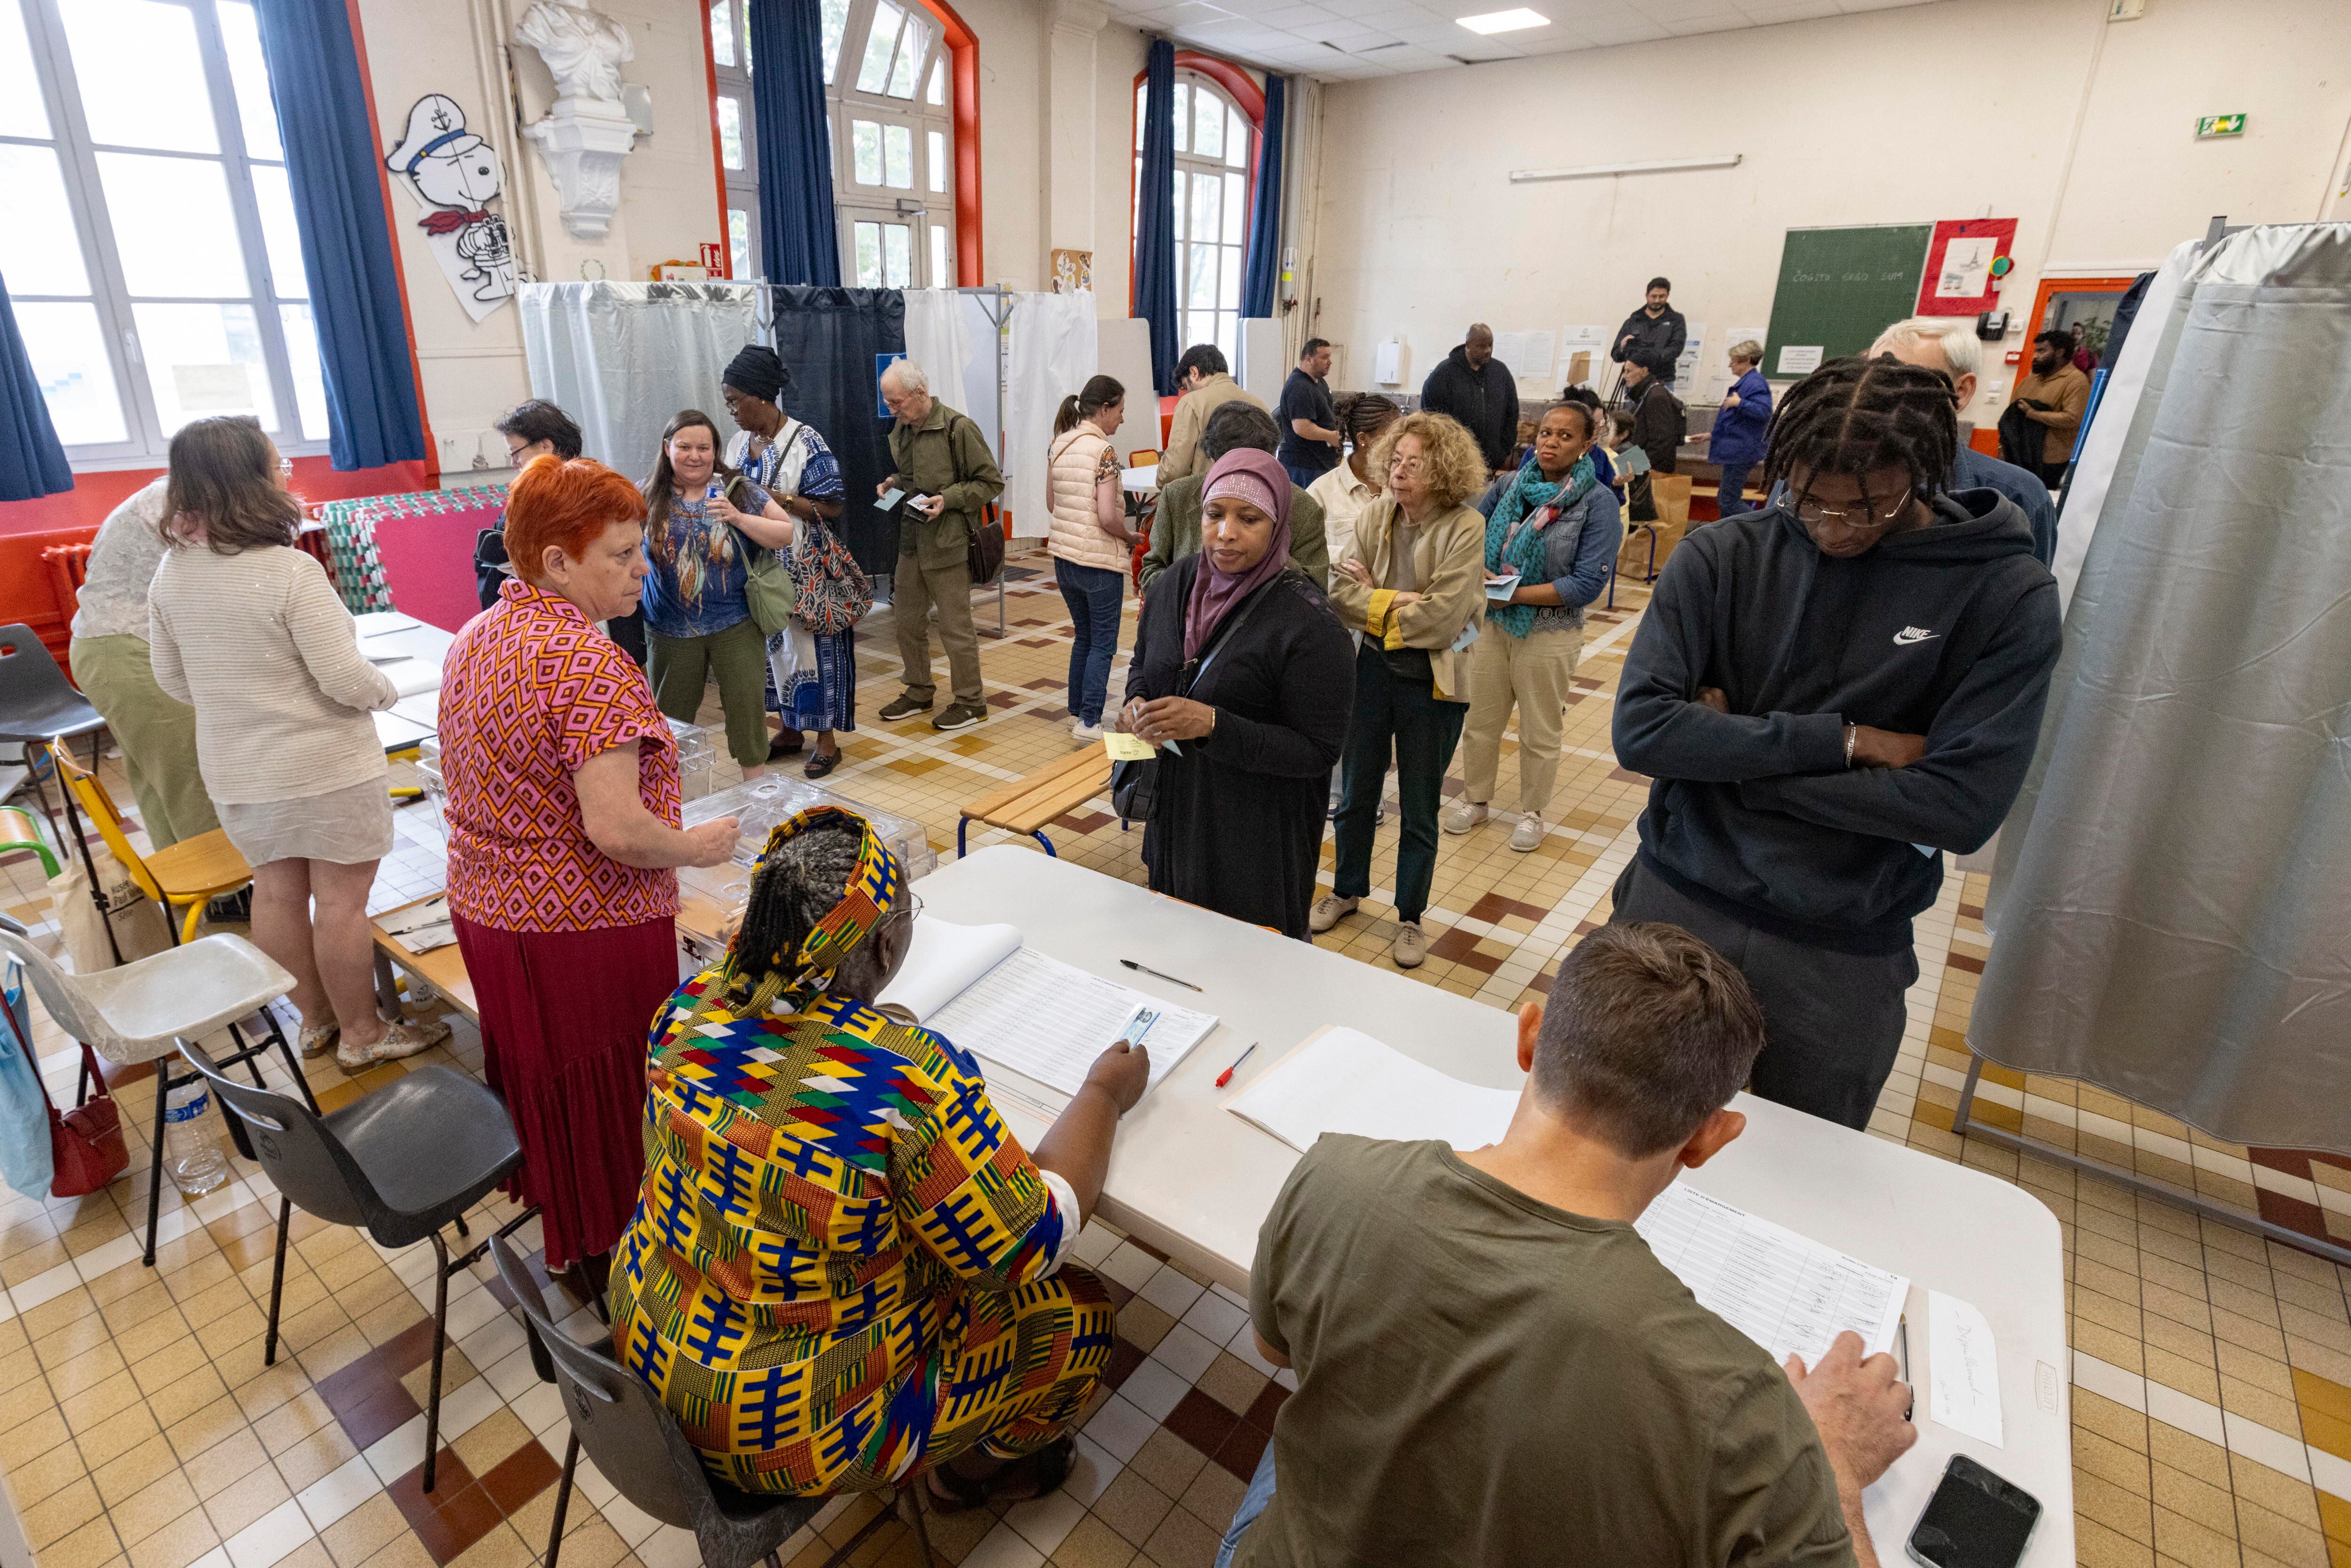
891 890 924 926
1792 489 1911 529
1386 454 1428 476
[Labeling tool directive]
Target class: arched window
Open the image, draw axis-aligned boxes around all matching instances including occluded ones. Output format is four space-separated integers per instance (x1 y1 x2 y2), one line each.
1135 67 1254 365
709 0 959 287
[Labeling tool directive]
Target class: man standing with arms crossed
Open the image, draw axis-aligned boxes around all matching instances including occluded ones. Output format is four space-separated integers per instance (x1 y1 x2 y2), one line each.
1610 356 2061 1130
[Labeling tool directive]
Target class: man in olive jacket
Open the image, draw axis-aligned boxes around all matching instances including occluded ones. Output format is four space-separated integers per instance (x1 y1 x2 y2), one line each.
875 360 1004 732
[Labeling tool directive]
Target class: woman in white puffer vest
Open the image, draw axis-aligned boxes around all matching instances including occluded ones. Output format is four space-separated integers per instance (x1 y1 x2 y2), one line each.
1046 375 1140 742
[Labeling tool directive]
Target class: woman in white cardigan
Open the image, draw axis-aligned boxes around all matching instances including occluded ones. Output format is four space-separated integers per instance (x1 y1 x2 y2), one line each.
147 417 448 1072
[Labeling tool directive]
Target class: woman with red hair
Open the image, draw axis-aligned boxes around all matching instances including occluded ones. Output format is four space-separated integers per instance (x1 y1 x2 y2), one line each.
436 455 742 1290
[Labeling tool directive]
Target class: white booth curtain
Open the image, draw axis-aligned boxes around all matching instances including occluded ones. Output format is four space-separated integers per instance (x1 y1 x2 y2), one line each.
1974 223 2351 1151
518 282 765 470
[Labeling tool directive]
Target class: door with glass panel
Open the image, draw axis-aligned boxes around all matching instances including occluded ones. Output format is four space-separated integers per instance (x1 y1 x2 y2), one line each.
2 0 328 463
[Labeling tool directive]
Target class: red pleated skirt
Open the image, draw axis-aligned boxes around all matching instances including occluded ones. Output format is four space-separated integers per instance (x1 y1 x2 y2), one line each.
451 912 678 1270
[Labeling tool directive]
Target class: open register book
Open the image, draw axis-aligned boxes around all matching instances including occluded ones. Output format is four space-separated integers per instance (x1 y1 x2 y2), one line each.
875 919 1218 1102
1223 1026 1909 1367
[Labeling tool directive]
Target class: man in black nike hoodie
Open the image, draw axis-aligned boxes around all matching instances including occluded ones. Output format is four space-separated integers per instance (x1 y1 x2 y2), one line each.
1610 356 2062 1129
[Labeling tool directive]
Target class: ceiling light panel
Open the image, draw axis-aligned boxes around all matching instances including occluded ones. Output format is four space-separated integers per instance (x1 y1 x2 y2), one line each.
1456 8 1551 33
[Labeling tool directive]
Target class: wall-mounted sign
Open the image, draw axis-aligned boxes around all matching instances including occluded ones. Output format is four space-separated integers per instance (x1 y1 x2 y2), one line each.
384 94 515 323
2195 114 2247 138
1916 217 2020 317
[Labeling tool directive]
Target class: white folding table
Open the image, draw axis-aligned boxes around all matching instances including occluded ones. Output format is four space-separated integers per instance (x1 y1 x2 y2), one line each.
357 614 455 754
914 847 2074 1564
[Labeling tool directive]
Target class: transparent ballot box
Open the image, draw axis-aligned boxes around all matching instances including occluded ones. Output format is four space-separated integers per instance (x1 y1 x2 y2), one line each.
667 718 715 799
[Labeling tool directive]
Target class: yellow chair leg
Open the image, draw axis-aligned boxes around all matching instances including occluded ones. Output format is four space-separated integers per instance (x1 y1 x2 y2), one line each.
180 899 205 944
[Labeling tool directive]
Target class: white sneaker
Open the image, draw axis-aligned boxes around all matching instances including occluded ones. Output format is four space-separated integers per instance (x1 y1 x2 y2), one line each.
1072 720 1104 744
1510 813 1546 852
1442 801 1490 835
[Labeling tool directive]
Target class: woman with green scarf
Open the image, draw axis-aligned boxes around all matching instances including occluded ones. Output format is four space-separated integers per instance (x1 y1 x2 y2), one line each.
1444 403 1624 852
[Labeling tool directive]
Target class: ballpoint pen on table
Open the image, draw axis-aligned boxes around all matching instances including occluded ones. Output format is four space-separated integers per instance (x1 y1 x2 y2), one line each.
1119 959 1202 992
1214 1043 1260 1088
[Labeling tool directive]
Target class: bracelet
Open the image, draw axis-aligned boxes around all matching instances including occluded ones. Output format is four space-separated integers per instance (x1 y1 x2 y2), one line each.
1844 725 1858 768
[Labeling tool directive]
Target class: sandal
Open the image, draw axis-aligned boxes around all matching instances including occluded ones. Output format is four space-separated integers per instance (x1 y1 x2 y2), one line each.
803 749 841 780
923 1436 1075 1514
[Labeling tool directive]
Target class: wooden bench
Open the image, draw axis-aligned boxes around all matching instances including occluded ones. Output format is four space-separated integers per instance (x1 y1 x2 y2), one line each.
958 748 1117 857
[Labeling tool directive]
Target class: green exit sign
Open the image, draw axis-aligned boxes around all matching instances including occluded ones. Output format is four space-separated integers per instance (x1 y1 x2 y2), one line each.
2196 114 2248 138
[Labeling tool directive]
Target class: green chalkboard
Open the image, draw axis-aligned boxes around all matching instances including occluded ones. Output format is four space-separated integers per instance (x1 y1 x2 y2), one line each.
1762 224 1933 378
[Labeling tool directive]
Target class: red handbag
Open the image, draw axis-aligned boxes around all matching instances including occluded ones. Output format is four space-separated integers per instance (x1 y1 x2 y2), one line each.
45 1042 128 1198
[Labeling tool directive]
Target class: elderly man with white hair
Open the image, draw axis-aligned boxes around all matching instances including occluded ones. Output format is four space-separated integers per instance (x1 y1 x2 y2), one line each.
1870 316 2058 565
874 359 1004 731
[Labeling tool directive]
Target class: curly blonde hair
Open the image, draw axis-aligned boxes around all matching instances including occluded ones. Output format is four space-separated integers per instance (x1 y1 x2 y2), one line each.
1369 410 1489 511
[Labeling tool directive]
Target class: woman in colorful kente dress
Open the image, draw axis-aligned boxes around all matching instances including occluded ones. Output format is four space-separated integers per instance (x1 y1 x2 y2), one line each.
611 806 1146 1507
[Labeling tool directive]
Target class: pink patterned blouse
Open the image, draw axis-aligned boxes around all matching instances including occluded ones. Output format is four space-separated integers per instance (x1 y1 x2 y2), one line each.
442 580 682 933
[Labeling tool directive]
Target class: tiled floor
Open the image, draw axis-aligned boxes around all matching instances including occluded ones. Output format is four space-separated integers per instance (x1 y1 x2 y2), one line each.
5 544 2351 1568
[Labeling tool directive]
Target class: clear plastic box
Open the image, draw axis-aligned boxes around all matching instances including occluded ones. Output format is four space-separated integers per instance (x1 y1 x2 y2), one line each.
667 718 715 800
681 775 939 883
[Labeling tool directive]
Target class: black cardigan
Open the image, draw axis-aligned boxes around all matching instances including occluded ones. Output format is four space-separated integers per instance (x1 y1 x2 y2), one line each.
1125 559 1355 938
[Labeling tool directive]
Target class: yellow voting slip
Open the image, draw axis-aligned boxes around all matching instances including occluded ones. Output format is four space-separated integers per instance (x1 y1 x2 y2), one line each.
1102 732 1155 761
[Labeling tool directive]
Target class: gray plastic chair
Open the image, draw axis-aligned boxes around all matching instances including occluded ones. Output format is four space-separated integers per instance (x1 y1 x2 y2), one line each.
0 624 105 830
485 1235 936 1568
182 1040 526 1493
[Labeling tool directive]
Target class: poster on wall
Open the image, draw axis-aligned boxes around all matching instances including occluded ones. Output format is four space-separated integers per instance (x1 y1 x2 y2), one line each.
385 95 517 323
1674 322 1708 390
1493 330 1555 383
1916 218 2019 317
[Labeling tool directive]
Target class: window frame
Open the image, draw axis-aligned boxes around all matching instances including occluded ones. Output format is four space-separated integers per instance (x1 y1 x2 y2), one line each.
1129 54 1264 371
709 0 758 279
4 0 327 469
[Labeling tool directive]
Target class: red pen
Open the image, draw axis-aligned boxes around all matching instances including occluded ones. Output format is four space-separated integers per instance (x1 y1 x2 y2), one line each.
1214 1042 1260 1089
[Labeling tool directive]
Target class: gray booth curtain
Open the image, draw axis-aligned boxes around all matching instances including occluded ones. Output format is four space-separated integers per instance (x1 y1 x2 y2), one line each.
1972 222 2351 1152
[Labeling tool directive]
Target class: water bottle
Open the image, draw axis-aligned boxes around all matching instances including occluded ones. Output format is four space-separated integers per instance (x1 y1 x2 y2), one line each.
163 1077 229 1198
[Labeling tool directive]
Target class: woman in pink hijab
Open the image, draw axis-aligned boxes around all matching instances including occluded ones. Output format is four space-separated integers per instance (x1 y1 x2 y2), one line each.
1116 449 1355 938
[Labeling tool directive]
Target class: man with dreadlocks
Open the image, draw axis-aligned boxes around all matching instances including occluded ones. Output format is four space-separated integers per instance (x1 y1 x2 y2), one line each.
611 806 1145 1509
1609 355 2061 1129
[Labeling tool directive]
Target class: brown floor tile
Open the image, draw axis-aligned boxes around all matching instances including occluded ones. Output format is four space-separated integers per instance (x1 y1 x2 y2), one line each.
478 1438 562 1518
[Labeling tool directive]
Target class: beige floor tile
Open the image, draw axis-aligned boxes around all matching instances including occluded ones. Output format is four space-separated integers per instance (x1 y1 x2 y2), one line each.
33 1514 123 1568
201 1455 293 1538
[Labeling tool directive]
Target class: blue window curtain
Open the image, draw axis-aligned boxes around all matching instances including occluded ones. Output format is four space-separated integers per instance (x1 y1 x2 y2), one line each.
253 0 425 471
0 276 71 501
1135 39 1179 396
1241 73 1285 321
749 0 842 286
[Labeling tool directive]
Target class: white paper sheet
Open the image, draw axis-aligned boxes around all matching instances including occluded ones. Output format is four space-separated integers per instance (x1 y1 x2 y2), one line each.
384 660 441 699
1373 341 1402 385
355 611 420 636
1493 330 1554 382
1776 344 1824 376
1930 1289 2004 1447
926 946 1217 1097
875 918 1022 1023
1222 1026 1518 1152
1634 1182 1909 1367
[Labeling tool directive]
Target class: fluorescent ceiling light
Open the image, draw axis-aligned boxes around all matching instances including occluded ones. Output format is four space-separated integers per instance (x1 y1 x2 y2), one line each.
1456 8 1549 34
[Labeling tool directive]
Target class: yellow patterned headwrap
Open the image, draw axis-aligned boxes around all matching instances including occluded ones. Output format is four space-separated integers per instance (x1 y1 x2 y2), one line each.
719 805 905 1013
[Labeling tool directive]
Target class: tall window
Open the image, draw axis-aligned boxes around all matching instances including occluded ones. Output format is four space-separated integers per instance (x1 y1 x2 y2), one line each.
2 0 327 467
1135 71 1253 364
710 0 757 279
823 0 954 288
716 0 955 287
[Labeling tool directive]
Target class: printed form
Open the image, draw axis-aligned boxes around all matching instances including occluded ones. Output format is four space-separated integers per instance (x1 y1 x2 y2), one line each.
928 947 1216 1099
1634 1182 1909 1368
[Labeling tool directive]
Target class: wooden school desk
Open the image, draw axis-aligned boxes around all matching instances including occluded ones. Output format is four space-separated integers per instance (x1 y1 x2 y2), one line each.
916 846 2074 1564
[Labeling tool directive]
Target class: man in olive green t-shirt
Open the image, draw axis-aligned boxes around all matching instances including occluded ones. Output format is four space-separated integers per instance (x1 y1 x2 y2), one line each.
1223 924 1919 1568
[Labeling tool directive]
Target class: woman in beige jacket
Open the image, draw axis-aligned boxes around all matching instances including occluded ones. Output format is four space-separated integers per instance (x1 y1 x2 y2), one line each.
1317 411 1490 968
1045 376 1138 742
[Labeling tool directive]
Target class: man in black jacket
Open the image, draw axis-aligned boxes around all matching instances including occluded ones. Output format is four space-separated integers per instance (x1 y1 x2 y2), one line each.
1609 356 2061 1129
1611 277 1688 388
1420 324 1518 473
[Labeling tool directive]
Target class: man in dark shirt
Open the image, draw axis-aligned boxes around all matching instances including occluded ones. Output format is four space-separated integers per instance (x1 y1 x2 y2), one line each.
1419 324 1518 473
1612 276 1689 389
1275 338 1340 488
1219 922 1918 1568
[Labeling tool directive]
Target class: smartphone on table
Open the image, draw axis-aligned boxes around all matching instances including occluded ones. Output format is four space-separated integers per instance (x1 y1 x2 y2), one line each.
1905 1454 2040 1568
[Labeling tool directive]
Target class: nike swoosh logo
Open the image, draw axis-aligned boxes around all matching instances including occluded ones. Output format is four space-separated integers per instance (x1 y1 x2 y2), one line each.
1893 627 1940 646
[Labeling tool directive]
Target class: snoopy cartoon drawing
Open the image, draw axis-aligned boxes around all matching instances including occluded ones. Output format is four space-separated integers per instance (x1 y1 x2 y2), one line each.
384 95 517 318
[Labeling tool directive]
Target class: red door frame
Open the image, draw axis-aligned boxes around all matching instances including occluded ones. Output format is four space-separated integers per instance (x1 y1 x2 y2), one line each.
1128 51 1264 312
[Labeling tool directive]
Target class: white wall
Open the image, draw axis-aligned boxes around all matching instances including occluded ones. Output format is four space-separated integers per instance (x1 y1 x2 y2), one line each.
1303 0 2351 418
356 0 721 477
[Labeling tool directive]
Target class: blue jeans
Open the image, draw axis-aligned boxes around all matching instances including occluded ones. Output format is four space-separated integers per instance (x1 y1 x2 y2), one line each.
1056 558 1124 725
1283 459 1331 490
1716 461 1755 519
1215 1442 1278 1568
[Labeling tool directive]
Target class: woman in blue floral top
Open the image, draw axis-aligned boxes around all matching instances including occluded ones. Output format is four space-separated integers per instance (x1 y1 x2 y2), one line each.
639 409 798 774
